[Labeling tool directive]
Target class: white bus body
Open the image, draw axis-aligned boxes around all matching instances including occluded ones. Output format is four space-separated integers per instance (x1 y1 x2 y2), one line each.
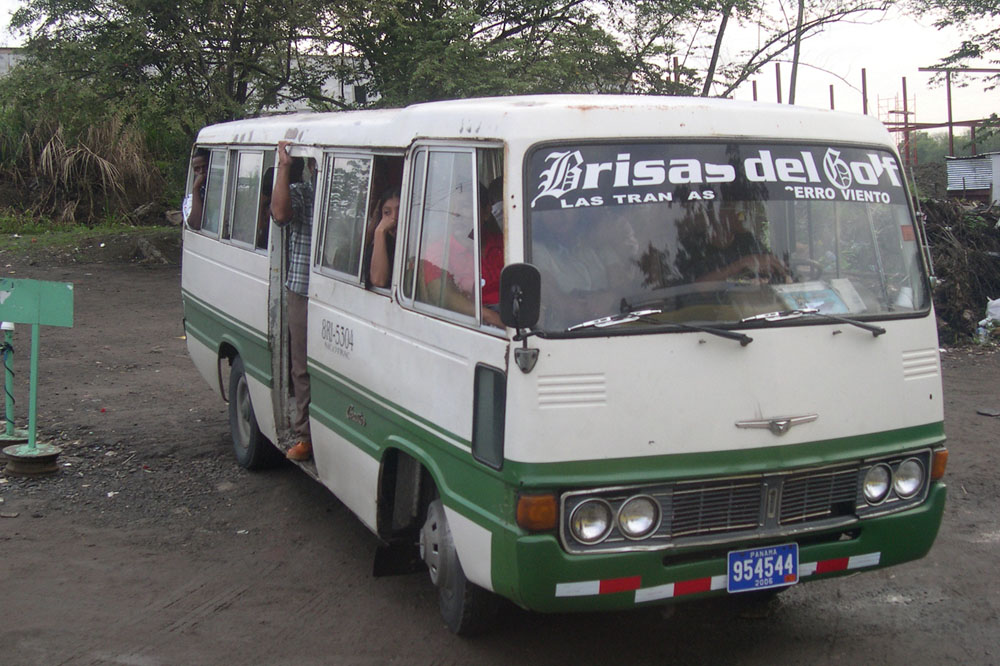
182 96 947 634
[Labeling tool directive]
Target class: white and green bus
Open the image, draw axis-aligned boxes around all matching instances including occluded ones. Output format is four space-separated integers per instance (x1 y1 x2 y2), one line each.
181 96 948 634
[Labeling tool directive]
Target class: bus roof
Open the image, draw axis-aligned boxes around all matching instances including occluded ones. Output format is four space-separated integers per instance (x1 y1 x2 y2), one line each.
195 95 894 150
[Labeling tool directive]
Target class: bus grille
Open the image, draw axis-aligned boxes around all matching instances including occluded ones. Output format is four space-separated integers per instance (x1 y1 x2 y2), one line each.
779 466 858 524
559 449 932 554
670 480 762 536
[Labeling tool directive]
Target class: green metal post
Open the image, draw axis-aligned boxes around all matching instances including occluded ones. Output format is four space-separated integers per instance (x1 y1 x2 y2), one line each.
27 323 39 451
0 278 73 474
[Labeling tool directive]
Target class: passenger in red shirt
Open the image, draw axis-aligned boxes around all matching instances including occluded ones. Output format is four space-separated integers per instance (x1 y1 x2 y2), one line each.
420 184 504 327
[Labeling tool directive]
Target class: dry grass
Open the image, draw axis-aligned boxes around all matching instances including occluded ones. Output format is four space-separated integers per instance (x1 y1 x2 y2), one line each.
1 113 165 225
923 198 1000 344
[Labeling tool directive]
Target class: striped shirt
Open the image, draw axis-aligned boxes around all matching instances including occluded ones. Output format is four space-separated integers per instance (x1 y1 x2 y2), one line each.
285 180 315 296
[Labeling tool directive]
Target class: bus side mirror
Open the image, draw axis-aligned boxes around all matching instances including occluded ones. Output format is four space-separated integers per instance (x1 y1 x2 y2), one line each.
499 263 540 330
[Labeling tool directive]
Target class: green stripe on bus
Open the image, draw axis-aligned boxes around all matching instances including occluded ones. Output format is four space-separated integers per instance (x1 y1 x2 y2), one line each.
307 360 944 495
307 360 512 538
307 360 472 450
181 290 272 387
502 421 946 488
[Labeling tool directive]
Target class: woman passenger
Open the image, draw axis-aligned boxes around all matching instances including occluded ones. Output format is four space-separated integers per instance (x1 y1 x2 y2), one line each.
366 188 401 288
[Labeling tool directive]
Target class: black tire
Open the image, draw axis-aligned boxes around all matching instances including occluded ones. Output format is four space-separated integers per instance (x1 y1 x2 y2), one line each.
421 498 500 636
228 356 281 470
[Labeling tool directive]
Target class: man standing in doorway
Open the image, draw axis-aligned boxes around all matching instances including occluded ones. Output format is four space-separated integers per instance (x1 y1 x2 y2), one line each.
270 141 315 461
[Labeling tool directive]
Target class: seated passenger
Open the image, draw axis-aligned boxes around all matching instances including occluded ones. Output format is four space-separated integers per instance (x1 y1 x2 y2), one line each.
488 176 504 227
420 186 504 327
531 208 621 328
481 186 504 315
366 188 401 288
532 208 611 294
183 148 210 230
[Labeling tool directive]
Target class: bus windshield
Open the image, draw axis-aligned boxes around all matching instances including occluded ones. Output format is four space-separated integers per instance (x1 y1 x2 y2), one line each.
526 141 929 332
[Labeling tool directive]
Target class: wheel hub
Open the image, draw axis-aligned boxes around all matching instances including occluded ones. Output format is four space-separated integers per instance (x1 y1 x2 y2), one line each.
420 499 452 587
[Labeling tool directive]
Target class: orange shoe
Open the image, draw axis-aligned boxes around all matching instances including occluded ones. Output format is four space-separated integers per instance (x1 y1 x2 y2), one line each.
286 441 312 461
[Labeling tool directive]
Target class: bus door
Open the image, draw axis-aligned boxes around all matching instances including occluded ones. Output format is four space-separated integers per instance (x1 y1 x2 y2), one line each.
268 143 324 449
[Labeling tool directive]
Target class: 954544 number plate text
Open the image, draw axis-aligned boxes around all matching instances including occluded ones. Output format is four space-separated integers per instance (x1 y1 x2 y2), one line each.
727 543 798 593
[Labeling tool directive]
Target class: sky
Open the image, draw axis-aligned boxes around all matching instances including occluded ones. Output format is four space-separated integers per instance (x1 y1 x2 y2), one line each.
0 0 996 133
723 7 998 132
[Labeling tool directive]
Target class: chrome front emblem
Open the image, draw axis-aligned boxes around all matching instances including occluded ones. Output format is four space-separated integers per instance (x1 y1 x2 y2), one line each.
735 414 818 436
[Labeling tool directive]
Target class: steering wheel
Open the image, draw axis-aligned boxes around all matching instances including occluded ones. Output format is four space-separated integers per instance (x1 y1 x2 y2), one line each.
731 255 793 285
790 258 823 281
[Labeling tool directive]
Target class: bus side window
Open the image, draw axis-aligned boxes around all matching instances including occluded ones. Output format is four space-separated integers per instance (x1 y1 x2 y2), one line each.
362 155 404 288
318 153 372 279
256 153 275 251
402 149 428 300
479 149 504 326
412 150 477 318
200 149 227 236
228 150 265 247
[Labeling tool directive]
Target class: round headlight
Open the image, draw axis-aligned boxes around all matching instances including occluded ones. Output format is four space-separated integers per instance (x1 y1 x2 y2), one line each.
618 495 660 539
863 464 891 504
893 458 924 499
569 499 613 544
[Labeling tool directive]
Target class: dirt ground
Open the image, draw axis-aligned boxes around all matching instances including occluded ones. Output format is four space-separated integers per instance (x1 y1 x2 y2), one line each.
1 254 999 665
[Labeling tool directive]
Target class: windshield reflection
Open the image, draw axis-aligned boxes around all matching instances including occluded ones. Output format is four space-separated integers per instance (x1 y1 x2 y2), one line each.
526 142 928 332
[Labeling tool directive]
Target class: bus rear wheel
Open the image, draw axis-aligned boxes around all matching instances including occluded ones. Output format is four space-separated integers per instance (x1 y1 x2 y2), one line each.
228 356 281 470
420 498 499 635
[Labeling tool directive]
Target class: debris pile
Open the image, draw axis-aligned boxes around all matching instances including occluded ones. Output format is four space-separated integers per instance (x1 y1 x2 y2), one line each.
921 198 1000 344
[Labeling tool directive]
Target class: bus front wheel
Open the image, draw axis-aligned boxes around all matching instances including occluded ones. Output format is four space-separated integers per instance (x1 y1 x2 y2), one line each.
420 498 499 635
228 356 281 470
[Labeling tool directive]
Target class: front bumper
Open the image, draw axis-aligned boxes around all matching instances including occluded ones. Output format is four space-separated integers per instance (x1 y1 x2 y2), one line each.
499 482 945 612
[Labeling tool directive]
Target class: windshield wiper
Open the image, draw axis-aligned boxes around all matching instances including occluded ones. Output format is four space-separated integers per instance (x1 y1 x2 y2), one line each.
567 308 663 331
740 308 886 337
568 309 753 346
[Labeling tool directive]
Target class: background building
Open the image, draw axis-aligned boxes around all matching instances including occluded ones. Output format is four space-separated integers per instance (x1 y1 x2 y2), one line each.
947 153 1000 204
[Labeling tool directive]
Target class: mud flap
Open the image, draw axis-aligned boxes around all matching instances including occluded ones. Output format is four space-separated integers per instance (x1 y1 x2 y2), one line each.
373 541 425 577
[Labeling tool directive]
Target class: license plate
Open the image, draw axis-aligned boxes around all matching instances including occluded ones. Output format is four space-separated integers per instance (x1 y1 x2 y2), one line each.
727 543 798 593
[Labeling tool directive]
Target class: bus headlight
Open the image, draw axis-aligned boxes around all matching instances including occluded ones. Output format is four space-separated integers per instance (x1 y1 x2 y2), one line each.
617 496 660 539
569 499 613 544
863 464 891 503
893 458 924 499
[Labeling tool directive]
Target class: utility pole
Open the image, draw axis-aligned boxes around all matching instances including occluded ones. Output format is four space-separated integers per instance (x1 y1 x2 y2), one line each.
788 0 806 104
919 67 1000 156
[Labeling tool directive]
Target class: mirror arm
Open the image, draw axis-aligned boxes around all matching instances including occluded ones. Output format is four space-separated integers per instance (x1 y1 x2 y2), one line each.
511 290 539 372
513 335 539 373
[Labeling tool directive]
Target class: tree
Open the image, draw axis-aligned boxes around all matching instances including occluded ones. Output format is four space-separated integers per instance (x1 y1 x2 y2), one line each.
2 0 352 218
697 0 894 98
10 0 343 131
327 0 647 105
0 63 166 222
912 0 1000 142
912 0 1000 86
2 0 910 223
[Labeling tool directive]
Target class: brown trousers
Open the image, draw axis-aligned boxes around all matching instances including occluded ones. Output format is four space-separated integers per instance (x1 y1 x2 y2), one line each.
286 290 311 443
